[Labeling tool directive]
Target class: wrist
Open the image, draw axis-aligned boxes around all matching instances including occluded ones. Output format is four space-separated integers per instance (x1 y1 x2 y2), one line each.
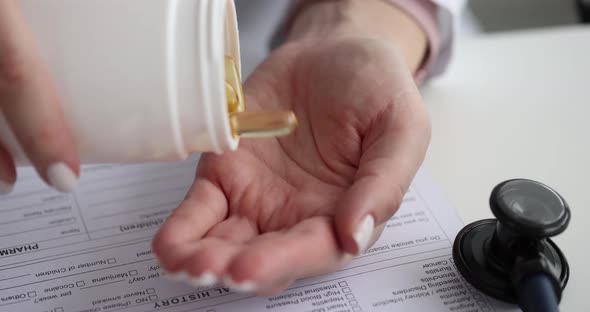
287 0 428 72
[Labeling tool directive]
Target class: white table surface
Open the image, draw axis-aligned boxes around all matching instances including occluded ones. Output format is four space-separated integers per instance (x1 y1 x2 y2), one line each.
422 26 590 310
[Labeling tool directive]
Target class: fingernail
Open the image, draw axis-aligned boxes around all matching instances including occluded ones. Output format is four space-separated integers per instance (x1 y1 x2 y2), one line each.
188 272 219 288
353 215 375 254
0 180 14 195
47 162 78 193
223 276 257 293
165 271 190 283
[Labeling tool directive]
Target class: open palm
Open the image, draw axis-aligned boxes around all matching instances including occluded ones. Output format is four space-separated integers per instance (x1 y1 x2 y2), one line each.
152 36 431 295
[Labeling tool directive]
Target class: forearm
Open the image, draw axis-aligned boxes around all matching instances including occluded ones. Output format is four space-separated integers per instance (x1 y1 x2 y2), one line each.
286 0 429 72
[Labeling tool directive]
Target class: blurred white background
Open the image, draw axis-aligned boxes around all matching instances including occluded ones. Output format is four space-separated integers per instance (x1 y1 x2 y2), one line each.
235 0 589 77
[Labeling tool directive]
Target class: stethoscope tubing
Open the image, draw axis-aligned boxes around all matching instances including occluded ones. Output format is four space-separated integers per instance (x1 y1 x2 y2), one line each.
519 273 559 312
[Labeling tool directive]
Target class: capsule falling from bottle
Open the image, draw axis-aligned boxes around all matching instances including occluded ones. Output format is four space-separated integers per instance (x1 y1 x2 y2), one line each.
230 111 298 138
224 56 297 139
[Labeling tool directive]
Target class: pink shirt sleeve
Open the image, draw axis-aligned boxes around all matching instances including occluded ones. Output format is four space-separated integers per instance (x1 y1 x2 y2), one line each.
274 0 441 83
387 0 440 83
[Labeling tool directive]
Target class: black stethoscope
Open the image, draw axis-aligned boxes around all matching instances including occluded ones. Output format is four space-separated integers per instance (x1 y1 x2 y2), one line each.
453 179 570 312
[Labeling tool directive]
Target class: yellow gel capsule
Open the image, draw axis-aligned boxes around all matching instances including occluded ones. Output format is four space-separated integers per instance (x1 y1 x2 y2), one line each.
225 56 245 114
225 82 240 113
230 111 298 138
224 55 298 139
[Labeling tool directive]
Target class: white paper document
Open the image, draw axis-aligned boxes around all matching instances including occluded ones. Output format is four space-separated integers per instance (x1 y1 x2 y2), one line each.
0 157 517 312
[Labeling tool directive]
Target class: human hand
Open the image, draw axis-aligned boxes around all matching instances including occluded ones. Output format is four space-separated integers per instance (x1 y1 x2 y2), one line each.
153 0 431 295
0 0 79 193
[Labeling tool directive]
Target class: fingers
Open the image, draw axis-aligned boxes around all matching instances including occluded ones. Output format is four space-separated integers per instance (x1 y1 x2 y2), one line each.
0 0 79 192
166 217 351 295
160 215 259 287
224 217 350 295
0 144 16 193
335 91 431 255
182 237 244 288
152 178 228 273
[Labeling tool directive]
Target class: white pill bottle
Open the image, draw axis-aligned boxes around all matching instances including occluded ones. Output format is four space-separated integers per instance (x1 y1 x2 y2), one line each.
0 0 261 164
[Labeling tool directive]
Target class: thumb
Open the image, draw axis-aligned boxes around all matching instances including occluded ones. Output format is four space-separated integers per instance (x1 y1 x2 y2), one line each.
334 91 431 255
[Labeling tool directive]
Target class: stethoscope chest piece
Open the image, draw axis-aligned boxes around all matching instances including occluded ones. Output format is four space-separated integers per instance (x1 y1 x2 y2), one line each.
453 179 570 306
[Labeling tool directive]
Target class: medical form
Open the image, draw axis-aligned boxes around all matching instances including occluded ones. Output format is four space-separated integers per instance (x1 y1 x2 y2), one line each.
0 156 517 312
